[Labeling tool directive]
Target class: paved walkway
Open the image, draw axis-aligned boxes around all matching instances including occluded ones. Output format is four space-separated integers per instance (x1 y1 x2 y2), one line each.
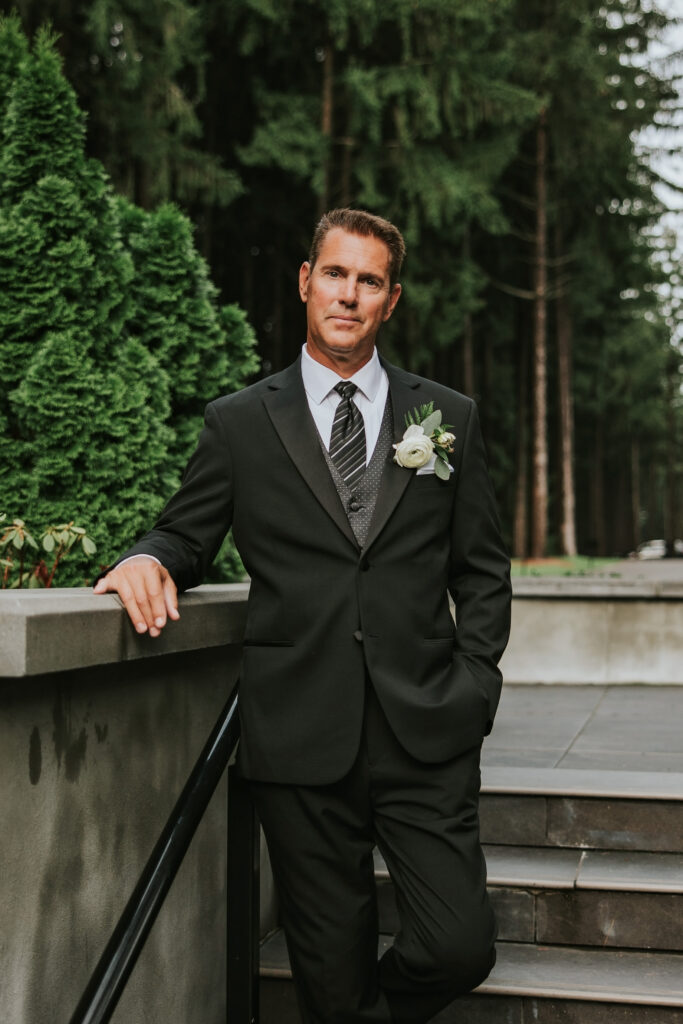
499 558 682 769
483 684 683 773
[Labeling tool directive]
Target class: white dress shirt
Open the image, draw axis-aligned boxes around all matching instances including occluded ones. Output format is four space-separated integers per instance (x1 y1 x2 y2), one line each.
120 347 389 569
301 343 389 462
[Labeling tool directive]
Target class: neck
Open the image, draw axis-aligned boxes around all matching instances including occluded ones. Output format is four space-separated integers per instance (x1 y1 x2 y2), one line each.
305 344 375 378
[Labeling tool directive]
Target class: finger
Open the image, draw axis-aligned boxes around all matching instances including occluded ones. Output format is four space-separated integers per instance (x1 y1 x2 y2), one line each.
138 564 169 632
94 573 119 594
127 571 163 635
162 572 180 620
113 573 151 635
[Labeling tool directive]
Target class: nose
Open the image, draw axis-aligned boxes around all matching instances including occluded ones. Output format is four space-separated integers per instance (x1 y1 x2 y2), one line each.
338 275 358 306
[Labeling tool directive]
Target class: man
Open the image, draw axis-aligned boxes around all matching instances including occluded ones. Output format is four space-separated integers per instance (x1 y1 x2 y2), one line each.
95 208 511 1023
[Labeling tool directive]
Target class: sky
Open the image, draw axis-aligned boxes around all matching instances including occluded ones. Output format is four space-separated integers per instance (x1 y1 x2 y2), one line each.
639 2 683 243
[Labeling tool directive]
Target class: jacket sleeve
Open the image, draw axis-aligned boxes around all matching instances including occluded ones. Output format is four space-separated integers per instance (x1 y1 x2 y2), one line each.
448 400 512 733
110 402 235 593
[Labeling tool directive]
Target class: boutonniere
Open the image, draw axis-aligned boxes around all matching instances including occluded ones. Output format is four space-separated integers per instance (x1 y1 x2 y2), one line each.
393 402 455 481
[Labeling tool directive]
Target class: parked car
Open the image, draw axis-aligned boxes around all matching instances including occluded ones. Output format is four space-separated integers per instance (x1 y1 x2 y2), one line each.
633 538 683 559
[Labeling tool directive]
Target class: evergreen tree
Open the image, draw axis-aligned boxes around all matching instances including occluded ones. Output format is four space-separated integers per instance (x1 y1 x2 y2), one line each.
0 19 258 582
0 10 27 123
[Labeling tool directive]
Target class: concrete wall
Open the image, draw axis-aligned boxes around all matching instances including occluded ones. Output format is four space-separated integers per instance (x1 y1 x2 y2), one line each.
502 579 683 684
1 586 253 1024
2 581 681 1024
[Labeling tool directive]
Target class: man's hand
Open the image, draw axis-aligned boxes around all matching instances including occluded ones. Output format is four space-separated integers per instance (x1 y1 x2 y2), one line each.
93 557 179 638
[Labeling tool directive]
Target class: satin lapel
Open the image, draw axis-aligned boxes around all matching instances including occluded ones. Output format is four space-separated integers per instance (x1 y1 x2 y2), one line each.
363 360 422 553
262 360 359 550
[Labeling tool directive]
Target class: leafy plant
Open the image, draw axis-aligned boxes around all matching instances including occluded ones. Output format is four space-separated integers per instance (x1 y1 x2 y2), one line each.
0 514 97 588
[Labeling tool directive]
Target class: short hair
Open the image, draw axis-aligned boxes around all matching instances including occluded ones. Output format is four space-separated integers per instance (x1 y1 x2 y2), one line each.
309 208 406 288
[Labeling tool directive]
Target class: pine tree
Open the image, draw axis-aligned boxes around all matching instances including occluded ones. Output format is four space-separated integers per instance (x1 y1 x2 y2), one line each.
0 11 28 124
0 20 258 582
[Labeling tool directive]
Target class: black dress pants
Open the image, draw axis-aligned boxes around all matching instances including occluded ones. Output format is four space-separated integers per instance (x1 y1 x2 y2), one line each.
249 682 496 1024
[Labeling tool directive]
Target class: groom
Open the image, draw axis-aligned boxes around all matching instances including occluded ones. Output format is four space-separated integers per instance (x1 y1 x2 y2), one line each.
95 208 511 1023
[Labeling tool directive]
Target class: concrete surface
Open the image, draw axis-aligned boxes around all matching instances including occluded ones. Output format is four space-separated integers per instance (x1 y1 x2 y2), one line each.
484 684 683 771
2 582 681 1023
501 599 683 684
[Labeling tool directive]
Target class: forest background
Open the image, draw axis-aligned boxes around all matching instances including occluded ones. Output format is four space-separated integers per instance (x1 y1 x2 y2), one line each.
1 0 682 583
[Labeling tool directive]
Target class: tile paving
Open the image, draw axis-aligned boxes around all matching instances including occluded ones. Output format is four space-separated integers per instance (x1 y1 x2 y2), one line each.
483 684 683 772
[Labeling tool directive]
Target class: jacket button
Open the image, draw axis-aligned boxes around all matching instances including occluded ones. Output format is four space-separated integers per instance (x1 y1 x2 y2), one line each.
359 558 370 571
353 630 363 643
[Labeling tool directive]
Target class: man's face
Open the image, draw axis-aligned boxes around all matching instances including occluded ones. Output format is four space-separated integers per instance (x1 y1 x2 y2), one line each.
299 228 401 375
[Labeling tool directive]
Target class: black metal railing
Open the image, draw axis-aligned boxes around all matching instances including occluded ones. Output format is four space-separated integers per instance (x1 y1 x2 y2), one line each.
68 684 260 1024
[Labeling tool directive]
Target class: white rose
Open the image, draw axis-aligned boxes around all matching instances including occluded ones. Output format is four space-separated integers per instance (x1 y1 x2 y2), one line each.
393 424 434 468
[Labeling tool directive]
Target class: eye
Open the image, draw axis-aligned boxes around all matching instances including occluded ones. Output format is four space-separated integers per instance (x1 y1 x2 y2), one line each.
364 278 380 288
326 269 339 278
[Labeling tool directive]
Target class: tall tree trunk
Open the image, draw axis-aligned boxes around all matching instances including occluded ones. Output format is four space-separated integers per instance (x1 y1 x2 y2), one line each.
340 112 354 207
531 110 548 557
556 288 577 555
462 225 475 397
272 229 284 371
664 351 678 555
318 44 334 216
631 437 641 551
592 416 606 556
513 329 529 558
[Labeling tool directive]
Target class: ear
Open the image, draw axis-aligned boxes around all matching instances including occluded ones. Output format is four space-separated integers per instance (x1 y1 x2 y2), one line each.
299 261 311 303
382 282 402 322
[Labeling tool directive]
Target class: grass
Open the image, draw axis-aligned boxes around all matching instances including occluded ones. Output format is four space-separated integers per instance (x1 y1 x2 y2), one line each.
510 555 622 578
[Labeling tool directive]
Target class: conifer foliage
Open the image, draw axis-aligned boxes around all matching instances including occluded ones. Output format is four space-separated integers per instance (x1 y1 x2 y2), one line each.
0 15 258 584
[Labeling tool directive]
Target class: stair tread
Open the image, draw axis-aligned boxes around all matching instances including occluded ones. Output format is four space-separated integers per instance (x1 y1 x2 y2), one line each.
481 766 683 800
260 931 683 1006
373 846 683 893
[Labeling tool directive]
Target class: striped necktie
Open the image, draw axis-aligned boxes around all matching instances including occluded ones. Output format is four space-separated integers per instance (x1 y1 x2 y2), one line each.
329 381 366 489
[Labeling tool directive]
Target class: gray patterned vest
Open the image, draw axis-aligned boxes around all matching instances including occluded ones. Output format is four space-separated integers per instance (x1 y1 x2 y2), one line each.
318 395 394 549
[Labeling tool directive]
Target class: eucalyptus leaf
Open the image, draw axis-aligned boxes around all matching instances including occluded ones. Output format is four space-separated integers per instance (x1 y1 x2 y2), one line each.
420 410 442 436
434 458 451 481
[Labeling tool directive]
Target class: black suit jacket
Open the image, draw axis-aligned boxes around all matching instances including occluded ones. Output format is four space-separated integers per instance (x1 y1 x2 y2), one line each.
119 357 511 784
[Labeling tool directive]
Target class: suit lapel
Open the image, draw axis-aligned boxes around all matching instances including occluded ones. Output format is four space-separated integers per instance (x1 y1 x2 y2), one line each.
362 360 422 553
262 358 359 550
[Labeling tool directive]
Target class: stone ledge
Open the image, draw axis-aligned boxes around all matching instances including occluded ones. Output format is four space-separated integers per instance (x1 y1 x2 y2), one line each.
512 578 683 599
0 583 249 678
481 766 683 801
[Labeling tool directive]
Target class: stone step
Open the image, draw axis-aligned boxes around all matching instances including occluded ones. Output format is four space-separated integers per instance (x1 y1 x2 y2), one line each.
373 847 683 951
478 768 683 852
260 933 683 1023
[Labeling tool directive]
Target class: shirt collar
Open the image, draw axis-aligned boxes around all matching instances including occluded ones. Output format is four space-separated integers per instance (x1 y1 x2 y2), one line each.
301 344 383 405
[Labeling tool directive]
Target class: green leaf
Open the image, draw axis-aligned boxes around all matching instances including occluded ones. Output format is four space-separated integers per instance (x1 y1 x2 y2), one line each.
434 458 451 481
420 410 442 436
42 534 55 552
12 534 24 550
82 536 97 555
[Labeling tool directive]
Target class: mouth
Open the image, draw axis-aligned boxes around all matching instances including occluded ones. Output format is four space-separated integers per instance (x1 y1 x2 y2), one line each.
328 314 360 324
